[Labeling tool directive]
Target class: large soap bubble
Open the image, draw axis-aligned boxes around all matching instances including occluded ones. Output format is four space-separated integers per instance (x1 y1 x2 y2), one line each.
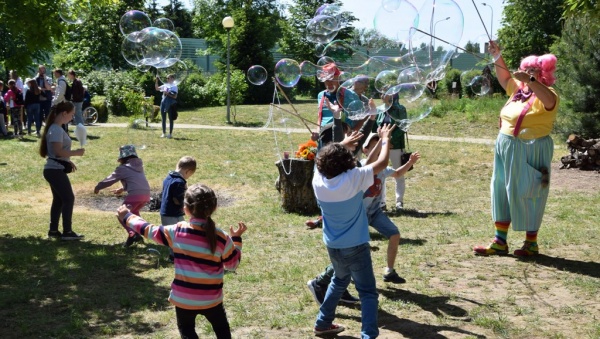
140 28 174 65
469 75 492 96
300 61 320 76
59 0 91 24
375 70 398 94
337 77 376 120
153 18 175 31
120 10 152 36
156 59 189 86
121 35 145 66
247 65 268 85
374 0 418 46
275 59 301 88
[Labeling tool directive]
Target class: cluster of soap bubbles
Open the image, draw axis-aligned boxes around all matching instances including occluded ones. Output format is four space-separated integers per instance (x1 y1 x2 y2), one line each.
59 0 91 24
119 10 188 85
247 0 502 132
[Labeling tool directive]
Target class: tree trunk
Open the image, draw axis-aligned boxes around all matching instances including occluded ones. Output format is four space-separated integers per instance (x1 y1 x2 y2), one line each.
275 159 319 215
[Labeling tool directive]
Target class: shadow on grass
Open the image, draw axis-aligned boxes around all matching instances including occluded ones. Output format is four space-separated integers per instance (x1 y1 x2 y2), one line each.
368 233 427 247
379 287 481 319
393 209 455 218
525 254 600 279
336 307 485 339
0 234 171 338
233 121 264 128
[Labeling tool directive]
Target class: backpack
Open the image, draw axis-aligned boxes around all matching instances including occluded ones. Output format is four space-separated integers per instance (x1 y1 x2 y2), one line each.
59 78 73 101
14 88 25 106
71 79 85 102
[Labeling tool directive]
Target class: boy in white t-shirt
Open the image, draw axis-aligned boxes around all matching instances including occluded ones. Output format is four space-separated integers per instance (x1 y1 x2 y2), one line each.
310 124 394 338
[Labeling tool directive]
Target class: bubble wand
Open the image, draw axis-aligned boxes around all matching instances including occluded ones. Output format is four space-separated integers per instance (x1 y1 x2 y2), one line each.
471 0 492 41
273 78 316 134
412 28 511 73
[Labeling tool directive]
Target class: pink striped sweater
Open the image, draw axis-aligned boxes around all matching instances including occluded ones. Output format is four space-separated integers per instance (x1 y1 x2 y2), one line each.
123 213 243 310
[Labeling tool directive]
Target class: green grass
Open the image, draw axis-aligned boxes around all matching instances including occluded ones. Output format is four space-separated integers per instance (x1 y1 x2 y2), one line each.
0 101 599 338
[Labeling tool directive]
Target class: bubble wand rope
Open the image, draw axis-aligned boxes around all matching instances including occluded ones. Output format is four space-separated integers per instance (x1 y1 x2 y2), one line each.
413 28 511 73
269 103 319 128
269 80 293 175
273 78 315 134
471 0 492 41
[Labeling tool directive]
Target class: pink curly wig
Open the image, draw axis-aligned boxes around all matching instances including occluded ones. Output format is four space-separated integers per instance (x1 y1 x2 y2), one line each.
519 54 557 86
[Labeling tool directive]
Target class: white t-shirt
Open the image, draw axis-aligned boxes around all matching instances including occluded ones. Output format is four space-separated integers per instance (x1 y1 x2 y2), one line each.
312 166 374 249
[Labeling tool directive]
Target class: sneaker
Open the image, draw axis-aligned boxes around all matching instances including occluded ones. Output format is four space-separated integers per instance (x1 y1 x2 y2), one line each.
314 324 345 336
48 230 62 239
513 241 539 257
160 133 165 138
61 231 84 241
473 240 508 256
307 279 325 305
339 289 359 304
395 202 404 210
380 204 388 212
383 269 406 284
123 234 144 248
305 216 323 229
167 134 172 139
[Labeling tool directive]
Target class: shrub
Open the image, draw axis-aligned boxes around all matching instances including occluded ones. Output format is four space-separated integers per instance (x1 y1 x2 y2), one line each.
176 72 209 109
91 95 109 123
103 71 144 116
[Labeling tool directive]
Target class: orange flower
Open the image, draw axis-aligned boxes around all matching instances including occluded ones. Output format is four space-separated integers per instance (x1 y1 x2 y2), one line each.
307 152 315 161
307 140 317 148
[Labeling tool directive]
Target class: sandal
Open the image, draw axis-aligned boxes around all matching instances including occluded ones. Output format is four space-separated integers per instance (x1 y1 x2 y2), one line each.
473 240 509 256
305 216 323 229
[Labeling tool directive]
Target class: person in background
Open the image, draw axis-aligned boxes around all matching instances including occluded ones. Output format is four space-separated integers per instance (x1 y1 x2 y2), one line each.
4 80 24 138
474 41 559 257
52 69 69 132
24 78 42 137
68 69 85 126
36 65 54 123
0 81 8 137
39 101 85 240
155 74 178 139
377 92 409 211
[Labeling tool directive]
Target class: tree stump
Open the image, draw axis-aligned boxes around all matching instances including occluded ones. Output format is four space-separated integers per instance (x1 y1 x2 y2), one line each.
275 159 319 215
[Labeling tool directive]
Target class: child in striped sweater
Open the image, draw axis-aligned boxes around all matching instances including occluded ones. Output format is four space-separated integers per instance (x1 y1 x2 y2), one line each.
117 183 247 339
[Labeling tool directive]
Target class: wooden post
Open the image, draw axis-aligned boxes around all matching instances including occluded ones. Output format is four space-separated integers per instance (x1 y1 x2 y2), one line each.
275 159 319 215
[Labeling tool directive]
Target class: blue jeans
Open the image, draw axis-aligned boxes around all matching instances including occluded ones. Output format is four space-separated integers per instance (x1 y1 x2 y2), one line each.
73 101 84 125
27 103 41 134
160 96 176 134
316 243 379 339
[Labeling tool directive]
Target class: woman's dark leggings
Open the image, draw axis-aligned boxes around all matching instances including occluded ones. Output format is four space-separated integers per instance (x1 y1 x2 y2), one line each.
175 304 231 339
43 169 74 233
161 107 174 135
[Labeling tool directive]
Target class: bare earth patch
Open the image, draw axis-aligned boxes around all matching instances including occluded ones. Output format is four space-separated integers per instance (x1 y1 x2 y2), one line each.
551 162 600 192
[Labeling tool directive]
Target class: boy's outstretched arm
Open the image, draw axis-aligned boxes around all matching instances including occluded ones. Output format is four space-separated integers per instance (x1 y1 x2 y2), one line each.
391 152 421 178
370 124 396 174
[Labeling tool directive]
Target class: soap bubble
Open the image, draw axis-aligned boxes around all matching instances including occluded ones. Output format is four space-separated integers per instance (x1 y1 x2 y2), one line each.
275 59 301 88
156 59 189 85
120 10 152 37
398 66 426 84
300 61 320 76
382 0 402 12
121 35 145 66
59 0 91 24
469 75 492 96
375 70 398 94
387 82 426 103
153 18 175 31
247 65 268 85
140 27 173 65
337 78 374 120
374 1 418 45
518 128 536 145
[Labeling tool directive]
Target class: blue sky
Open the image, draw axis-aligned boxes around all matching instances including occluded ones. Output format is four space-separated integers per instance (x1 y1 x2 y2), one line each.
155 0 504 49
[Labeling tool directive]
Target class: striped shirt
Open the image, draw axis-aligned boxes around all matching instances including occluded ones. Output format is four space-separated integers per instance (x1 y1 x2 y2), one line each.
123 213 242 310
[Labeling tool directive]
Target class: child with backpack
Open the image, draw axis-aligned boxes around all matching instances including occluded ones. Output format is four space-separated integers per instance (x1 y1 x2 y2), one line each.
94 145 151 247
3 79 24 138
117 183 247 339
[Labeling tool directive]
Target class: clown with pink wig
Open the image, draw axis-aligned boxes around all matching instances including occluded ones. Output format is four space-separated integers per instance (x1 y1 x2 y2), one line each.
474 41 559 257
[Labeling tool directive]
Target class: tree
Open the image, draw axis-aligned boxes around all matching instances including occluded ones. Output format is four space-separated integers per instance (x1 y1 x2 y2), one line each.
496 0 564 69
162 0 194 38
145 0 162 20
551 14 600 137
193 0 283 104
278 0 354 63
54 0 146 72
0 0 65 72
350 28 397 51
563 0 600 18
463 41 481 54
